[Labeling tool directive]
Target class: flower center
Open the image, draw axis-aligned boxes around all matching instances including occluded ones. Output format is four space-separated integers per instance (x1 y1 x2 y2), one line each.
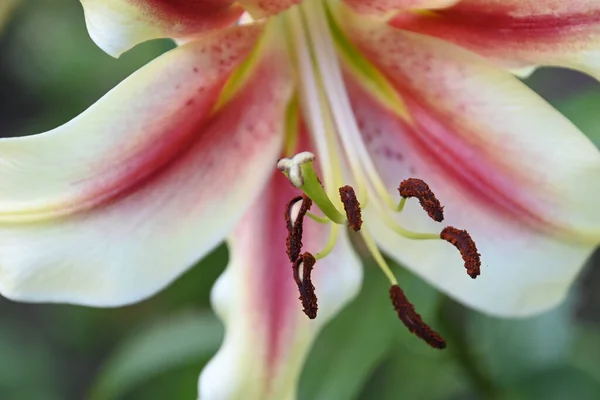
275 0 480 348
278 152 481 349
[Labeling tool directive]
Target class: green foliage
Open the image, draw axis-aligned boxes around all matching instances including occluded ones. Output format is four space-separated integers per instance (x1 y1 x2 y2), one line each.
556 90 600 148
0 1 599 399
0 325 63 400
502 366 600 400
90 311 223 400
571 325 600 384
299 266 398 400
467 298 574 386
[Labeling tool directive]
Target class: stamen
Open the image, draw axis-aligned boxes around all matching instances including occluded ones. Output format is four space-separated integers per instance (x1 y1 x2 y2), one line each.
315 223 340 260
285 7 344 202
292 252 318 319
339 185 362 231
389 285 447 349
306 212 331 224
303 0 398 211
398 178 444 222
360 228 398 286
440 226 481 279
285 195 313 263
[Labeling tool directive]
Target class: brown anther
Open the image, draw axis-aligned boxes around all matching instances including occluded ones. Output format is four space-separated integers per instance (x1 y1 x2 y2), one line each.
339 185 362 231
398 178 444 222
292 252 318 319
440 226 481 279
389 285 446 349
285 195 313 262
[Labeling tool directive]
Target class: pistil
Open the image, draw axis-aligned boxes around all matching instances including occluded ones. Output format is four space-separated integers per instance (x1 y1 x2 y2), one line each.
278 152 346 224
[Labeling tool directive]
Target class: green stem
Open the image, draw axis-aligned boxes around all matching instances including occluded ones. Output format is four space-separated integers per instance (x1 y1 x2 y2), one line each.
300 162 346 224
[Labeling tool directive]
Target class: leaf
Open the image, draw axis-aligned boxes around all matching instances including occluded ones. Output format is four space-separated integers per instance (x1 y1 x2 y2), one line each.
360 343 469 400
502 366 600 400
555 90 600 148
299 257 444 400
89 310 223 400
570 324 600 384
0 324 63 400
299 264 397 400
467 297 574 386
356 264 470 400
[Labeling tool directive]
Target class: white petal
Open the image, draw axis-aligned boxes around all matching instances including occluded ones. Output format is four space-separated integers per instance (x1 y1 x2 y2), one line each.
337 18 600 316
80 0 244 57
0 26 294 306
199 172 363 399
390 0 600 79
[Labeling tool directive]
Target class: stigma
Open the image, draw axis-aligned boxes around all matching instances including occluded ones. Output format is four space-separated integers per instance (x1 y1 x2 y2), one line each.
278 152 481 349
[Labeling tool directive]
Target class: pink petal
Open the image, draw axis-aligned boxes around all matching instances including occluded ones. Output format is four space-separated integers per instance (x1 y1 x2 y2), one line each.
239 0 301 18
343 0 459 15
0 25 294 306
339 17 600 316
199 170 362 399
390 0 600 78
80 0 244 56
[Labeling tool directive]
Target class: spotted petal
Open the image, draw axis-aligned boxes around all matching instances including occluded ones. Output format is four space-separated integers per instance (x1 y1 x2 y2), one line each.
390 0 600 79
80 0 245 57
338 14 600 317
239 0 301 18
0 25 294 306
199 172 362 399
343 0 460 16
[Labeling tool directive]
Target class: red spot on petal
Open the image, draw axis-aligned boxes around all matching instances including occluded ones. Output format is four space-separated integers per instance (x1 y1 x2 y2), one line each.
135 0 244 36
343 74 554 233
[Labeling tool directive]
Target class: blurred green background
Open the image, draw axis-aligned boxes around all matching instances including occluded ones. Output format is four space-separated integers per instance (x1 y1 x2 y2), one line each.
1 1 600 399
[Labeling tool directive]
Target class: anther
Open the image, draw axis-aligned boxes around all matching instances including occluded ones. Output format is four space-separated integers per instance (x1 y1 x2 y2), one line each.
389 285 446 349
292 252 318 319
285 195 313 262
398 178 444 222
338 185 362 231
440 226 481 279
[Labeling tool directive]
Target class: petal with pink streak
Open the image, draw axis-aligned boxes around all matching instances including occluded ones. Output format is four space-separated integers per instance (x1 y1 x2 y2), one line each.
338 18 600 316
80 0 244 57
199 171 362 399
0 25 294 306
239 0 300 18
390 0 600 79
343 0 459 16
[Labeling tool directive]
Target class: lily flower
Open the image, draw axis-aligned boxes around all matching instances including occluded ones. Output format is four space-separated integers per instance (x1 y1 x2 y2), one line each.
1 0 600 398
